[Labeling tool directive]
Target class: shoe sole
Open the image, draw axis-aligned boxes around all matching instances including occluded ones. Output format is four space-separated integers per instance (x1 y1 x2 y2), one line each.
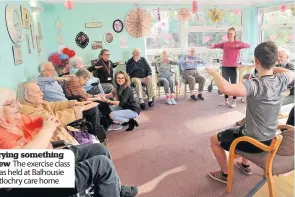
235 162 252 175
208 173 227 184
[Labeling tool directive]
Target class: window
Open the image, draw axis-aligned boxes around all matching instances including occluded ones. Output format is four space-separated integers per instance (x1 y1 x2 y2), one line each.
146 10 181 50
259 5 294 58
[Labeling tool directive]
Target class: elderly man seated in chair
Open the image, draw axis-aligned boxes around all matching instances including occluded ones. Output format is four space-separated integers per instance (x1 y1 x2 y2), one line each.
277 47 294 95
178 47 206 101
126 48 156 110
206 41 294 184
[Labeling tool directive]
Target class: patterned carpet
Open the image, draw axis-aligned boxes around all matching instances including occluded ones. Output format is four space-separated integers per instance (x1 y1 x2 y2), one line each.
106 92 286 197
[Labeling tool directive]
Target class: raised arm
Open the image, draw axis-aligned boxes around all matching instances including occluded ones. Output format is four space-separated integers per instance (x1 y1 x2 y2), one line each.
211 42 224 49
273 67 294 85
236 41 250 49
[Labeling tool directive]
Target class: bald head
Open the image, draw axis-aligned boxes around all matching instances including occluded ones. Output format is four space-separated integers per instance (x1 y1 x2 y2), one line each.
39 62 55 77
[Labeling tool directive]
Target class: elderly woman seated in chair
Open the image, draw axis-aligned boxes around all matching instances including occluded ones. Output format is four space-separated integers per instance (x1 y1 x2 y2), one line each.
152 49 178 105
0 88 138 197
16 81 107 143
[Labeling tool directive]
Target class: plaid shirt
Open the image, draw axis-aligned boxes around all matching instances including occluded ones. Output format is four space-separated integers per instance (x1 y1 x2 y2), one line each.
63 75 88 100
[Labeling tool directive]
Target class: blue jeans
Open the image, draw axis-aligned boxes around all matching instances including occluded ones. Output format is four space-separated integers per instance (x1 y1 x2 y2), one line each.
110 106 138 122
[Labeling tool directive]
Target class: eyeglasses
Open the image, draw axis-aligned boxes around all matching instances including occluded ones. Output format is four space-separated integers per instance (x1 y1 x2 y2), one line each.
104 54 111 56
3 99 20 107
116 77 125 80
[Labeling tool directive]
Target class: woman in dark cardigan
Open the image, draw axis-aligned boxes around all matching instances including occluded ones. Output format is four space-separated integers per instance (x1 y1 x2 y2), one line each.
101 71 140 131
87 49 119 94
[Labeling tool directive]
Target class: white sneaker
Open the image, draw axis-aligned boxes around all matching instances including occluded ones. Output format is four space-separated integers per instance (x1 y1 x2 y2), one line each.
166 99 172 105
230 100 237 108
171 99 177 105
220 99 230 106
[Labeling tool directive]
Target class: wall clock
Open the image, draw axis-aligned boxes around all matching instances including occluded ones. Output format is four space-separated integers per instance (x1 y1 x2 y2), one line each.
6 5 24 44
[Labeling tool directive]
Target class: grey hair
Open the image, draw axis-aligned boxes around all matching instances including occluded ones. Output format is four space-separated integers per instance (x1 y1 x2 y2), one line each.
38 61 53 73
16 80 36 104
132 48 141 54
278 47 290 58
70 56 83 69
75 68 91 78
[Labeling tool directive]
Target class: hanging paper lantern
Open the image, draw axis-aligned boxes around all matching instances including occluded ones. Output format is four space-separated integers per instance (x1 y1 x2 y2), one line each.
192 1 198 14
233 9 240 16
64 0 74 10
177 8 191 22
280 4 286 12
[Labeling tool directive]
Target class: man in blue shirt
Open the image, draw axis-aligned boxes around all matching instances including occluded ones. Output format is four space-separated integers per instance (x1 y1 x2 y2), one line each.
179 48 206 101
37 62 69 102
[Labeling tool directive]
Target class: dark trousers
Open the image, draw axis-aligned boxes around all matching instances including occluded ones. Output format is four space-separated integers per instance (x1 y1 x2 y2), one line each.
222 67 237 99
0 144 121 197
287 107 294 126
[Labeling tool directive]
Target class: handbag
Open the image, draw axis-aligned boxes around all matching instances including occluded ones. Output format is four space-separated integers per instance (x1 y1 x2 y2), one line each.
66 119 94 145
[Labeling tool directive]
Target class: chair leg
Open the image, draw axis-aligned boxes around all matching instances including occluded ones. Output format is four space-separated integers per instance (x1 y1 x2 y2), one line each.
226 152 235 193
266 171 275 197
157 86 160 100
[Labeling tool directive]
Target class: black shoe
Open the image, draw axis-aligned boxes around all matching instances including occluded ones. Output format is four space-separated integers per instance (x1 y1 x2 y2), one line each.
197 94 204 100
93 125 107 142
120 186 138 197
121 122 129 126
148 100 154 107
190 95 198 101
126 119 139 131
140 103 146 110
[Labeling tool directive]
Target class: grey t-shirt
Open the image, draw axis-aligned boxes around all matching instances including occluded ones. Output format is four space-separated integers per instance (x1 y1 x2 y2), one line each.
243 73 289 141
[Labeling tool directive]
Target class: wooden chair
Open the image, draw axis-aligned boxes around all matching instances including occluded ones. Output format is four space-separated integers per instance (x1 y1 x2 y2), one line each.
226 124 294 197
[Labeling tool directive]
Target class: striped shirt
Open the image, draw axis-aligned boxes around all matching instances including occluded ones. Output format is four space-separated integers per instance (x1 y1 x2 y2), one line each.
63 75 88 100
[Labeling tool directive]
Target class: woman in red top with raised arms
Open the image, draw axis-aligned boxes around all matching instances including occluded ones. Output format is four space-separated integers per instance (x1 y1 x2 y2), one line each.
210 27 250 108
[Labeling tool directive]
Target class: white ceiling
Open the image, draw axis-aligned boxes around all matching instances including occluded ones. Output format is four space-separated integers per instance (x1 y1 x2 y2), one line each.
41 0 286 6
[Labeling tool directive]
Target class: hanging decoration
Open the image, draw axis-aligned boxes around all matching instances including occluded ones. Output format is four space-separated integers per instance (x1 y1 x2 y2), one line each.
169 9 175 19
222 34 228 41
157 7 161 22
208 8 223 23
203 36 211 43
233 8 241 16
291 6 295 15
75 31 89 49
177 8 191 22
165 34 173 41
269 34 277 41
64 0 74 10
192 1 198 14
125 7 153 38
280 4 286 12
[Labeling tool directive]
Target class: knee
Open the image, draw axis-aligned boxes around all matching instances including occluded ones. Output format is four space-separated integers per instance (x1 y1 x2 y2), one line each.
109 112 113 119
132 78 141 84
95 155 113 168
90 143 111 157
210 134 219 145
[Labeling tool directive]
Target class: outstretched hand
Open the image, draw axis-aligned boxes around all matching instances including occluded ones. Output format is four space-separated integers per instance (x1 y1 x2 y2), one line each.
205 66 215 75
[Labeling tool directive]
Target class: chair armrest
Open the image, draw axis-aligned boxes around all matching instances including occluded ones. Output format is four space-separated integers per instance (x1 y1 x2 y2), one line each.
229 136 277 154
277 124 294 132
51 140 67 148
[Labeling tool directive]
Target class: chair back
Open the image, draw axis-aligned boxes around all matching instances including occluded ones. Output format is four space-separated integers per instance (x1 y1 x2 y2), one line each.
276 125 294 156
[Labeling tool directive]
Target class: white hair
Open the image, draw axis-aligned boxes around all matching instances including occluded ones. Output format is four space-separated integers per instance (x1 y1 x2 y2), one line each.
16 80 36 104
278 47 290 58
38 61 54 73
70 56 84 68
132 48 141 54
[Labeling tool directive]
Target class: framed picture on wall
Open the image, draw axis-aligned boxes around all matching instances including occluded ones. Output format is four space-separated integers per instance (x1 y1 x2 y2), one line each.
12 45 23 65
92 41 103 50
113 19 123 33
21 6 30 28
104 32 114 44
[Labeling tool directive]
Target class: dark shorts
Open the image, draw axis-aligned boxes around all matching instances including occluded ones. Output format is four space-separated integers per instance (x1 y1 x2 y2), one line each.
217 127 272 153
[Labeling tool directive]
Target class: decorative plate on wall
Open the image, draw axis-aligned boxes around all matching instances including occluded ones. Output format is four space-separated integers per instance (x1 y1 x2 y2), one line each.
75 31 89 49
6 5 24 44
104 32 114 44
113 19 123 33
